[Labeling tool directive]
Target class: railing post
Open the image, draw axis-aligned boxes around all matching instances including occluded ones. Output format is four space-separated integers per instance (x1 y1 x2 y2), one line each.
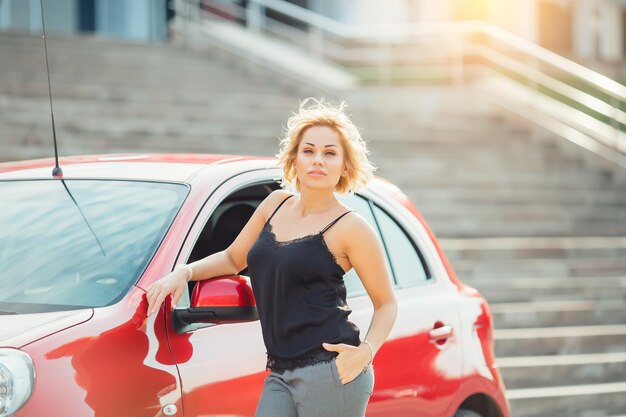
524 51 541 142
171 0 191 51
309 26 323 59
247 0 265 33
377 39 392 86
451 33 464 86
184 0 189 51
29 0 39 34
611 95 621 150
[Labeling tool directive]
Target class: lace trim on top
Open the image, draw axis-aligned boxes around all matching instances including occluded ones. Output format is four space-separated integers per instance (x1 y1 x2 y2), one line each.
264 221 321 247
266 350 338 372
263 222 347 274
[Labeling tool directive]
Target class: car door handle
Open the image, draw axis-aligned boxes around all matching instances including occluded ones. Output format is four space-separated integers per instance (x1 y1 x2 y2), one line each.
428 324 453 342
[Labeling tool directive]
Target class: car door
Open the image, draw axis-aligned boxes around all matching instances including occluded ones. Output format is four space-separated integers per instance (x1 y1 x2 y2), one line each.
339 193 464 417
164 171 274 417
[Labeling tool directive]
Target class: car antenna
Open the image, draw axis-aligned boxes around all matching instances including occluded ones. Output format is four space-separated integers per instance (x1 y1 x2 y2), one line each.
37 1 105 255
40 0 63 178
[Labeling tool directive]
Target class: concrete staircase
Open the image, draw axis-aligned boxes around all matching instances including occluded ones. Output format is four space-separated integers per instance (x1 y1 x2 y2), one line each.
1 31 625 416
344 86 626 238
443 237 626 416
0 31 320 159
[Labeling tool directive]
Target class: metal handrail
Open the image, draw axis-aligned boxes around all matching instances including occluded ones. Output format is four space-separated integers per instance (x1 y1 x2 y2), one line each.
175 0 626 160
252 0 350 37
479 23 626 101
475 45 626 125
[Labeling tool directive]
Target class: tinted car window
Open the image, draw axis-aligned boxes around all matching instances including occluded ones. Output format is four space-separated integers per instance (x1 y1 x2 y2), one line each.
338 194 393 296
0 180 188 313
371 204 430 287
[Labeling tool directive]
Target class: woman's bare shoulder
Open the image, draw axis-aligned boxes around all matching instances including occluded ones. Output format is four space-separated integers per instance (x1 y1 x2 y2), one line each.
266 189 294 205
341 210 369 227
340 211 379 242
269 189 294 199
257 189 294 216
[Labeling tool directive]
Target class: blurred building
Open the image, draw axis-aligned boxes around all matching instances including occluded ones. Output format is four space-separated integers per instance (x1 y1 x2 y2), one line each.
2 0 623 63
488 0 623 64
0 0 170 42
309 0 625 74
1 0 625 78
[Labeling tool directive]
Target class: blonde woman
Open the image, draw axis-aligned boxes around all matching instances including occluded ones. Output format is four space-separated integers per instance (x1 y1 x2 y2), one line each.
146 98 398 417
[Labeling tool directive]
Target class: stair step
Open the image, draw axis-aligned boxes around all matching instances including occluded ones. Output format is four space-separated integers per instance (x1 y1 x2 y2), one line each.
476 283 626 303
489 299 625 313
489 299 626 327
452 257 626 277
466 276 626 288
498 352 626 389
508 382 626 417
0 95 294 122
494 325 626 356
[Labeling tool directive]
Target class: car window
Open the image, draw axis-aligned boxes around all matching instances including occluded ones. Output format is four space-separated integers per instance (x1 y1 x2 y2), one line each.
185 185 396 300
371 204 430 287
337 194 392 296
0 179 188 313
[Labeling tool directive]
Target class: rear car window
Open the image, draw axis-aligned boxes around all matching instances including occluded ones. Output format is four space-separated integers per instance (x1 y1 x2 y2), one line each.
0 179 188 313
371 204 430 286
338 193 391 296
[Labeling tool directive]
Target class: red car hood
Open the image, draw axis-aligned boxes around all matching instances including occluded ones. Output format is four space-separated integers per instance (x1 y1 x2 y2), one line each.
0 309 94 348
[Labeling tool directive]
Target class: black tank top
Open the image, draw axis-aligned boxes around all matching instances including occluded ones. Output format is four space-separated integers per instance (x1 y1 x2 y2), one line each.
246 194 361 372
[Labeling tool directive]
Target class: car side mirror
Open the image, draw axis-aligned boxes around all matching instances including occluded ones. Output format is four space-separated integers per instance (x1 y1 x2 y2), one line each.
172 275 258 333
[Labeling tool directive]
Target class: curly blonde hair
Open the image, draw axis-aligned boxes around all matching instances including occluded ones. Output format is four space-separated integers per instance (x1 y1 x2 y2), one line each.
276 98 375 194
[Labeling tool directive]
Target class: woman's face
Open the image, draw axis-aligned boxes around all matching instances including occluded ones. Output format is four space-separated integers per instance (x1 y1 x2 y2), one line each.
294 125 347 192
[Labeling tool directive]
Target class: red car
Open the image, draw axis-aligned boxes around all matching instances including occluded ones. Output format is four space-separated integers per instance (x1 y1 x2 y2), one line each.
0 153 510 417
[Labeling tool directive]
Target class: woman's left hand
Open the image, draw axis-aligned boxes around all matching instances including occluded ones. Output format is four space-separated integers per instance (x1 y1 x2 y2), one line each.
322 342 371 384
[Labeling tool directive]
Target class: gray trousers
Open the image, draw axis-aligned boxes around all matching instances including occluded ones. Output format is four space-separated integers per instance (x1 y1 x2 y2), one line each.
254 358 375 417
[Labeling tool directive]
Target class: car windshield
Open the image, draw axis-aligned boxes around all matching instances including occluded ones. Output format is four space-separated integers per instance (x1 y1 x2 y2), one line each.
0 179 188 313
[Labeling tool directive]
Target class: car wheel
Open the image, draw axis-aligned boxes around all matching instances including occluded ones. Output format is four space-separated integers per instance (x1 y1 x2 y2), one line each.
454 410 483 417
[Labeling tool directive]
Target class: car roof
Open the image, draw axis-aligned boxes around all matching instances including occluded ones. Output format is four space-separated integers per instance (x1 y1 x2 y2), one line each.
0 152 405 206
0 153 277 182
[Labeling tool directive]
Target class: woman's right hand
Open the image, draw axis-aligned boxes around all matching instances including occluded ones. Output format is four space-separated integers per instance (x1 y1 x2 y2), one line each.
146 267 188 316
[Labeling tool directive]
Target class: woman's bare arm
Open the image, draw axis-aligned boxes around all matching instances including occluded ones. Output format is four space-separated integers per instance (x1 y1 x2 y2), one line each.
324 213 398 382
145 189 292 315
182 189 291 280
